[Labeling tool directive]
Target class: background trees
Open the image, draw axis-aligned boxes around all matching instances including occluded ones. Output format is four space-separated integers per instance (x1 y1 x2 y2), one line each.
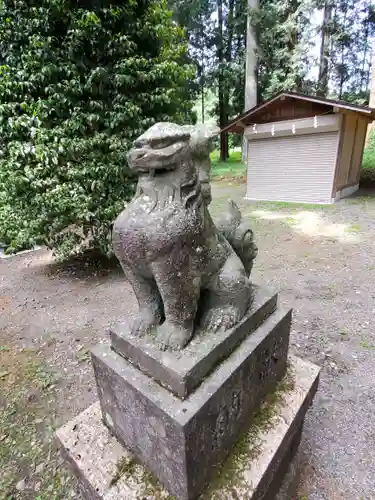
321 0 374 103
0 0 196 257
171 0 375 159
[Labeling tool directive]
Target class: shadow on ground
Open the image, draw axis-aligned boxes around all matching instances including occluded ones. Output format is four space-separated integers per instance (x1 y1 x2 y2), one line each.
43 249 121 281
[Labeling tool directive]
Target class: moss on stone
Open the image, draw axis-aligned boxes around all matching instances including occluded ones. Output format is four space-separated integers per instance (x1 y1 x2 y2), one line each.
110 456 137 486
108 454 175 499
140 469 176 499
202 368 295 498
106 367 294 499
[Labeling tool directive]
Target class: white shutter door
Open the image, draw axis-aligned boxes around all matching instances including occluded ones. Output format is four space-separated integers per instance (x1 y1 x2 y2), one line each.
246 132 339 203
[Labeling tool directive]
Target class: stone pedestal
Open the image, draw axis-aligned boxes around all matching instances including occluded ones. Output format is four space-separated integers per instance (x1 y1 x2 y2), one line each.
91 287 292 500
56 285 320 500
57 356 320 500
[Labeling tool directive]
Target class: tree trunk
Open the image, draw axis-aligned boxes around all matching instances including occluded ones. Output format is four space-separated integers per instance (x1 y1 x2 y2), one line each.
226 0 235 62
317 0 332 97
220 0 235 160
366 40 375 144
360 2 370 93
201 13 205 123
338 6 348 100
218 0 228 161
244 0 258 111
242 0 259 161
201 80 205 123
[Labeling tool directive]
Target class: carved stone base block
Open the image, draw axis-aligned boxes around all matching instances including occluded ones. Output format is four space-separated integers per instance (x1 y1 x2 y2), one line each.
110 285 278 398
91 305 291 500
56 356 320 500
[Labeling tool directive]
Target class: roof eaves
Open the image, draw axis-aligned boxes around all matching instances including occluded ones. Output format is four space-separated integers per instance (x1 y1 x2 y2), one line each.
221 92 286 133
221 91 375 134
285 91 373 115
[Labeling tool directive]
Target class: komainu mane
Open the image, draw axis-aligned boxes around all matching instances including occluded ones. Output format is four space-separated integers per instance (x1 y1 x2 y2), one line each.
112 122 257 350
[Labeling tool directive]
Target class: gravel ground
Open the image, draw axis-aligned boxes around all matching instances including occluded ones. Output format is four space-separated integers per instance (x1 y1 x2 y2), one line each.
1 182 375 499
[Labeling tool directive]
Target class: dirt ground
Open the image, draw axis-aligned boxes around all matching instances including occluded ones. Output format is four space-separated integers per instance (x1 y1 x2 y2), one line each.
1 183 375 499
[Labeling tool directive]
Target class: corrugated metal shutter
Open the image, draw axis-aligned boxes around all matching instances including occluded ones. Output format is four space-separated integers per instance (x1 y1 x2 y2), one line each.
246 132 339 203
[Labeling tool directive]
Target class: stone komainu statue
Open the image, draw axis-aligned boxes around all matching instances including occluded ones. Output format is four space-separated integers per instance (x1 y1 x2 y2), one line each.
112 123 257 350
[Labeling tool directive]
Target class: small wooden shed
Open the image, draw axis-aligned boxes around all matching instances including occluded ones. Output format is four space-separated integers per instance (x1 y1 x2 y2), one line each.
223 92 375 204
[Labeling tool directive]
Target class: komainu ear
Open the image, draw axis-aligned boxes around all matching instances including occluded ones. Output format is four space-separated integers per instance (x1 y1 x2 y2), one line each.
189 124 220 156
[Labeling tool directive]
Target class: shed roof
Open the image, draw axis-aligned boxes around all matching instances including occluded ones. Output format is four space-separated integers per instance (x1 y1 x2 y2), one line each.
222 91 375 134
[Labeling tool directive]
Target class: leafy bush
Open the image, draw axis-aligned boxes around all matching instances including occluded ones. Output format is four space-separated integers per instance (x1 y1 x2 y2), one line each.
360 167 375 186
360 129 375 187
0 0 196 258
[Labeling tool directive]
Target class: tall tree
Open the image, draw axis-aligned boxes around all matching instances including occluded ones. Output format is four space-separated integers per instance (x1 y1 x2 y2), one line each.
255 0 314 100
330 0 358 99
317 0 333 97
244 0 259 111
218 0 313 159
366 39 375 144
217 0 227 159
358 0 373 94
170 0 318 159
317 0 375 102
169 0 215 123
242 0 259 161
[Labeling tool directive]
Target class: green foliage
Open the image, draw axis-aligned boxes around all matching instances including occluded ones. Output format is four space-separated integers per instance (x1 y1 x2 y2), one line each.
211 149 246 178
362 135 375 170
211 149 242 163
256 0 315 101
169 0 214 121
0 0 195 258
360 130 375 186
328 0 374 101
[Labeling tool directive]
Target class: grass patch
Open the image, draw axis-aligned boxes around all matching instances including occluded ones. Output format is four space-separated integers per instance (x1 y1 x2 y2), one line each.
360 340 375 350
255 200 332 210
210 150 247 180
0 348 75 499
285 217 295 226
345 224 361 233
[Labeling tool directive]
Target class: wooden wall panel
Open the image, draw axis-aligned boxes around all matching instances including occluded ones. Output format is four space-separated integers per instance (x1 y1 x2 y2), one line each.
350 118 368 184
332 114 346 195
255 100 331 124
336 114 357 189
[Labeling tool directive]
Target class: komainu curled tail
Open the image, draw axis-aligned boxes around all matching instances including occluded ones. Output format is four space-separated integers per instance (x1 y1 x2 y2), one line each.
217 200 258 278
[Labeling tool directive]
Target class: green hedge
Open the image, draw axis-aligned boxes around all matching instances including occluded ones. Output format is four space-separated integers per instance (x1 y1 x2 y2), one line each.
0 0 195 258
360 129 375 187
360 167 375 186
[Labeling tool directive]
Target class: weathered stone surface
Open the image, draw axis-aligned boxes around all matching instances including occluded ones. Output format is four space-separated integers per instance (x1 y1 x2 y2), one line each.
92 306 291 500
56 356 320 500
110 285 278 398
111 122 257 350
